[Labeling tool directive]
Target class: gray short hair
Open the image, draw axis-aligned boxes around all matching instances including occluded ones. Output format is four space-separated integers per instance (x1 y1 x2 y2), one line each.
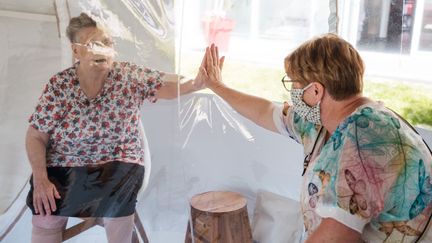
66 13 97 43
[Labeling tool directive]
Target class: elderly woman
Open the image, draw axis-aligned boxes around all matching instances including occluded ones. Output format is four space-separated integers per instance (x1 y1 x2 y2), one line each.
200 35 432 242
25 13 203 243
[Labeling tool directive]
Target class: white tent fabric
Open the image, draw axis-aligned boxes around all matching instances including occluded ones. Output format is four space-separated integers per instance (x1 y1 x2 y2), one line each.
1 0 432 242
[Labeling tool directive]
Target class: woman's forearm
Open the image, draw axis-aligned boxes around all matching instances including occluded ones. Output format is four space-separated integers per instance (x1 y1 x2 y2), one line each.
179 78 199 96
25 126 49 180
211 84 278 133
157 74 199 99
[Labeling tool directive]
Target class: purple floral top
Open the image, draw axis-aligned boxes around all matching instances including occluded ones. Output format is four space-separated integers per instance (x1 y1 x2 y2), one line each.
29 61 165 167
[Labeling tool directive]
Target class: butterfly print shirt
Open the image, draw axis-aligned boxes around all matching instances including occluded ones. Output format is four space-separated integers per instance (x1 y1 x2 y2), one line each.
28 61 165 167
273 102 432 242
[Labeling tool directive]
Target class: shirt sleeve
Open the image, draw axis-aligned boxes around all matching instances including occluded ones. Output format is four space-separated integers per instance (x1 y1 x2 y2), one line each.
272 103 319 144
28 78 66 134
127 63 165 104
313 106 432 233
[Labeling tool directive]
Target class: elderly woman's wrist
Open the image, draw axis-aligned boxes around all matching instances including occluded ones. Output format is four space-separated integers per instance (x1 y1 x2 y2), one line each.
32 168 48 180
191 79 203 91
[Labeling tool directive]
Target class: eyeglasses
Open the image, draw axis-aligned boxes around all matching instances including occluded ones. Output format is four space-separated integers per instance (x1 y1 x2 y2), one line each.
74 39 116 49
281 75 295 92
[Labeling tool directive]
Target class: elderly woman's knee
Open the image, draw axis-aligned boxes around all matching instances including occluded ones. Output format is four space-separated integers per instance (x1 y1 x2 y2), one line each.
32 215 68 230
102 214 134 227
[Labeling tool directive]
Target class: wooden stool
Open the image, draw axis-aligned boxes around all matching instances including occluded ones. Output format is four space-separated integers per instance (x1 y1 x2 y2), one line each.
185 191 252 243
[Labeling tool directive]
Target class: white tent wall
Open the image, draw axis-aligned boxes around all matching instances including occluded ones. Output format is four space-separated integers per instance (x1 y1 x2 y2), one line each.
0 8 61 212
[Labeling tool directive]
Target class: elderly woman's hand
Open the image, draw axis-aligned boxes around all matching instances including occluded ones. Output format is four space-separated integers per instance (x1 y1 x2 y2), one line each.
199 44 225 91
192 70 206 91
33 177 61 216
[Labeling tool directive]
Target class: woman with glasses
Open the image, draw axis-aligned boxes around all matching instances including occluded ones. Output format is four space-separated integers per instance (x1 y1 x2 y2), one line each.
25 13 205 243
200 35 432 242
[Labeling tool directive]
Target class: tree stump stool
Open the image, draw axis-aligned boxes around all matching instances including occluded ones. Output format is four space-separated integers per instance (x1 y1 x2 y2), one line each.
185 191 252 243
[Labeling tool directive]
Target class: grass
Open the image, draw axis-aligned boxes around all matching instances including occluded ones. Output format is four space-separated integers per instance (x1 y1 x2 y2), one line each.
363 80 432 129
180 53 432 129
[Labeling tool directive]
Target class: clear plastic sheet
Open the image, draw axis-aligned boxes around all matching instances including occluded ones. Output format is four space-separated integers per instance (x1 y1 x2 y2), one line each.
1 0 432 243
138 95 304 241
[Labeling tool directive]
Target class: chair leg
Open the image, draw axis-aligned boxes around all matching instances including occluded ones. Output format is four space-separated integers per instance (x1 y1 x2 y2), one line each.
132 228 139 243
62 218 99 242
61 212 148 242
134 210 149 243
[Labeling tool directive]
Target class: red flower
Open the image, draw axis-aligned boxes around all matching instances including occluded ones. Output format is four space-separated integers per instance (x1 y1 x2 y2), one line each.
46 104 54 111
102 121 109 128
119 112 126 119
81 121 87 129
53 113 62 121
109 112 116 120
46 95 54 102
61 122 69 128
131 86 137 94
116 99 125 106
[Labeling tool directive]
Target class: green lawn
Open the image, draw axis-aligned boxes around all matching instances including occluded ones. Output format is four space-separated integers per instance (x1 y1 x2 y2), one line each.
180 54 432 128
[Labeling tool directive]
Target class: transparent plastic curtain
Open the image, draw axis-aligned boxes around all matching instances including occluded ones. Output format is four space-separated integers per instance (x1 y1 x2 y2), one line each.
0 0 331 242
173 0 329 242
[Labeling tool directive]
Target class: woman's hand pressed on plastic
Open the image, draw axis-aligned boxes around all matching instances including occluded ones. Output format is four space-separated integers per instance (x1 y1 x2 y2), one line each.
200 44 225 90
33 177 61 216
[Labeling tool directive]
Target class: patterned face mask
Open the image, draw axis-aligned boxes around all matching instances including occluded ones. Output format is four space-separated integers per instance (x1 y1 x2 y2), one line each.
290 83 322 125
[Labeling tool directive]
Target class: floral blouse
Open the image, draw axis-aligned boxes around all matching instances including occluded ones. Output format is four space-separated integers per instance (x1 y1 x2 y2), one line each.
273 102 432 242
29 61 165 167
